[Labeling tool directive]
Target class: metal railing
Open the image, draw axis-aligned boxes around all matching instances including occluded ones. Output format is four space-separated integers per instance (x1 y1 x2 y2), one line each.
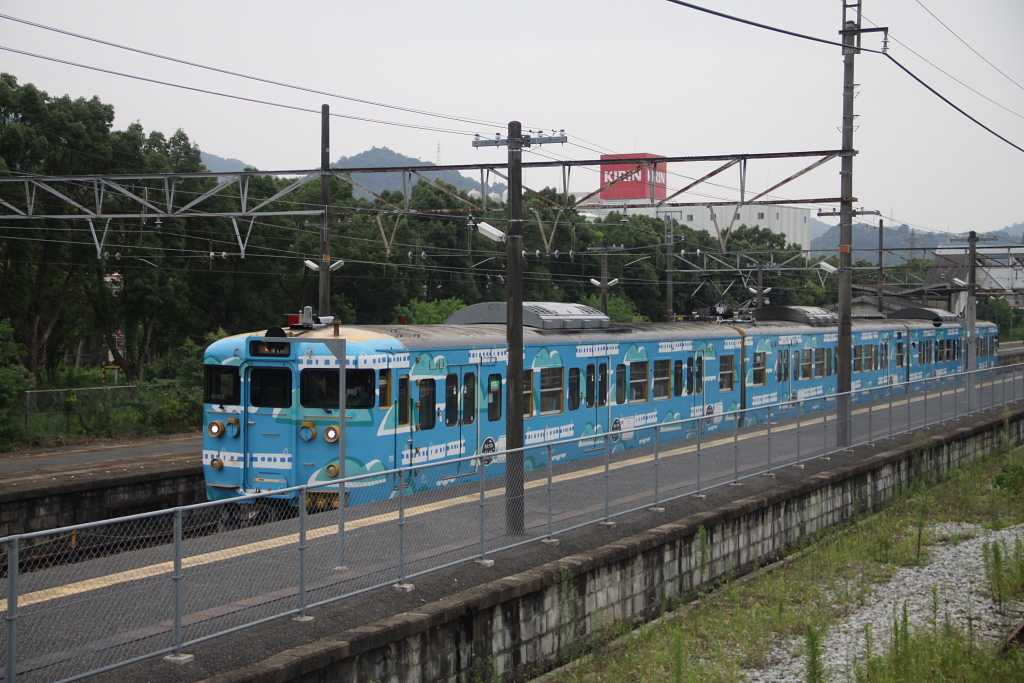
1 362 1021 682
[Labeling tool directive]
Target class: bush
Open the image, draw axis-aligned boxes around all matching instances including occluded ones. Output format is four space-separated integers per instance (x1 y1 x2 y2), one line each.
0 320 31 449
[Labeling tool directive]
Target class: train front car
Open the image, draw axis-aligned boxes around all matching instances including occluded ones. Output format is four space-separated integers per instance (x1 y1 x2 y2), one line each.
201 314 404 510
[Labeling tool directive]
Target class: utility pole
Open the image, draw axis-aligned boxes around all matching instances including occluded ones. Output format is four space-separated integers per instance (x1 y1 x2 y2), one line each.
587 246 625 314
836 2 859 448
319 104 331 317
755 265 765 309
966 229 978 411
472 122 565 536
665 223 674 321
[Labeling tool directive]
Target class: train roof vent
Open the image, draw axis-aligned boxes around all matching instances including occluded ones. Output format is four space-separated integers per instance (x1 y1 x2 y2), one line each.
751 305 838 327
446 301 610 330
888 307 959 325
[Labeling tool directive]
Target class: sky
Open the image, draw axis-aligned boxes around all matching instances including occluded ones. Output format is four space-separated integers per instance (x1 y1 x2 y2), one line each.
1 0 1021 233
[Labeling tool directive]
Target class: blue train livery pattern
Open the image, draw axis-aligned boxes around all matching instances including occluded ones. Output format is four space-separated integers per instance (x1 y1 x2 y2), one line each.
200 303 998 505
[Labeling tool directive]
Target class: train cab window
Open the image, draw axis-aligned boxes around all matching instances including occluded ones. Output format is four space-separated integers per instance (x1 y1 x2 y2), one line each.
615 364 627 404
673 360 684 397
445 374 459 427
252 367 292 408
896 342 905 367
204 365 240 405
814 348 826 378
487 374 502 422
398 376 410 425
585 364 596 407
540 367 563 415
719 355 735 391
598 363 609 406
418 379 436 430
654 360 671 399
569 368 581 411
523 370 535 417
378 370 392 408
752 352 767 386
301 369 336 409
630 361 649 402
463 373 476 425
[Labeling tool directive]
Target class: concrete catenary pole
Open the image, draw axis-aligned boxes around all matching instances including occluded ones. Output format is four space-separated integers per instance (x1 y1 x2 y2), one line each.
505 121 525 536
319 104 331 316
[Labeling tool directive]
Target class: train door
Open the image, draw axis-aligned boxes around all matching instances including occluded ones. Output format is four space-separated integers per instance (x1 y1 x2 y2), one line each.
476 365 505 466
776 341 793 405
441 365 479 475
578 359 608 453
242 363 297 493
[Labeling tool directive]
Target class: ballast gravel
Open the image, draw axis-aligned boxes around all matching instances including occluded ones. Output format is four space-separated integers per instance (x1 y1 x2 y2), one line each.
745 522 1024 682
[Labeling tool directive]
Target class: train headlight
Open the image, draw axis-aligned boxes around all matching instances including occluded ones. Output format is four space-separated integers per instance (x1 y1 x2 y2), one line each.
324 425 340 444
226 416 240 438
326 462 340 478
299 421 318 442
211 457 225 471
207 420 225 438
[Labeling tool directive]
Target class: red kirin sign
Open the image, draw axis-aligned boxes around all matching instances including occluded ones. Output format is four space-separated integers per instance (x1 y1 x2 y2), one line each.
599 153 667 201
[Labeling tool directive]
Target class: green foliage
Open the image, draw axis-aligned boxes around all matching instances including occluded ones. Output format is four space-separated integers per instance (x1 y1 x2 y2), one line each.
393 298 465 324
981 538 1024 609
0 320 31 448
582 293 649 323
804 624 824 683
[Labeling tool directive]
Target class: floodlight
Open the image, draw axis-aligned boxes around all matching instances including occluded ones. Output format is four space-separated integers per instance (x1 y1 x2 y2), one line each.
607 278 619 287
952 277 967 286
589 278 601 287
476 221 506 243
303 259 319 271
329 259 345 271
815 261 838 274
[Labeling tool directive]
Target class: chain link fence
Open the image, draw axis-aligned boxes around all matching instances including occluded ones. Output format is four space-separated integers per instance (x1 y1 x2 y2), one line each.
2 363 1022 681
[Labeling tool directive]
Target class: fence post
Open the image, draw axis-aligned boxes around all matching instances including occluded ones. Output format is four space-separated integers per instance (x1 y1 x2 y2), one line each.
164 509 194 663
888 384 894 438
544 444 557 540
652 426 661 508
477 455 494 563
867 390 873 445
696 416 704 495
795 400 802 462
601 433 612 524
23 391 28 435
766 413 773 470
6 537 17 683
395 470 414 590
335 476 347 571
732 418 740 483
294 487 313 621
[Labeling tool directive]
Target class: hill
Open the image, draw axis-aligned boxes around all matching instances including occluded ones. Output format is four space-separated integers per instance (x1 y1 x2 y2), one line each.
810 220 1024 265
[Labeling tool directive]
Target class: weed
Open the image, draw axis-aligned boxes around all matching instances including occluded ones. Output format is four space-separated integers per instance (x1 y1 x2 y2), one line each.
805 624 824 683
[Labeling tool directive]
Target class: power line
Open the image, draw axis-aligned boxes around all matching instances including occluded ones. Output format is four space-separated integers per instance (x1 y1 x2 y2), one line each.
911 0 1024 92
660 0 1024 154
0 44 480 137
0 11 508 130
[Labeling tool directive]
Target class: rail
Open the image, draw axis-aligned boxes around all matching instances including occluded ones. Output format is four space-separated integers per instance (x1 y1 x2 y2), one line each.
1 362 1022 682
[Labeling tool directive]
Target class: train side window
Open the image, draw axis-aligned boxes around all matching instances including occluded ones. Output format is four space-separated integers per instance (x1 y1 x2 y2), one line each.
630 361 649 402
585 364 596 407
615 364 627 404
673 360 684 396
398 376 410 425
463 373 476 424
252 367 292 408
487 374 502 422
719 355 735 391
523 369 535 417
800 349 813 379
752 352 767 386
853 345 863 372
654 359 671 399
695 357 703 394
445 373 459 427
540 367 563 415
418 379 436 430
540 370 565 413
598 363 609 406
825 347 833 376
792 350 800 381
776 349 790 384
814 348 826 378
881 342 889 368
204 365 240 405
569 368 581 411
686 357 694 394
896 342 905 367
378 370 392 408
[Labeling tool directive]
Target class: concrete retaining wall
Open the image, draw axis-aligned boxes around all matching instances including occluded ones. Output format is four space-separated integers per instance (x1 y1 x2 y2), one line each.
205 408 1023 683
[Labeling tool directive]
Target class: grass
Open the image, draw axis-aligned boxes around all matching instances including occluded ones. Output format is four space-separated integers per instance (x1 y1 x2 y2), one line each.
552 444 1024 682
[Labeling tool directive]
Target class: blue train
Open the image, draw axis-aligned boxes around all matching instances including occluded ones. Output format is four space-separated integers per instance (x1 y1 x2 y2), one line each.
200 302 998 504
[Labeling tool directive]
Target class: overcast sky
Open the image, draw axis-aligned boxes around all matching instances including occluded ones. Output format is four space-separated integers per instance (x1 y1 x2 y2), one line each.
2 0 1021 233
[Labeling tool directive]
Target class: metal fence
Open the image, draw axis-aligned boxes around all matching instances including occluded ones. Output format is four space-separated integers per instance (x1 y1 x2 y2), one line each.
2 363 1023 682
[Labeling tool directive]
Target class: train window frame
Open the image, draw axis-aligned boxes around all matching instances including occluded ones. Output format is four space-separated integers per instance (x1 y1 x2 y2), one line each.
463 373 476 425
653 359 671 399
694 356 704 395
540 367 564 415
630 361 649 402
585 364 596 408
752 351 767 386
800 349 813 379
204 365 240 406
880 342 889 369
814 348 826 378
598 363 609 406
569 367 581 411
445 373 459 427
853 345 863 372
896 342 905 367
825 346 833 375
776 349 790 385
792 350 800 381
487 373 502 422
719 355 735 391
615 364 627 404
523 369 535 417
251 367 292 409
673 360 684 397
300 368 337 409
418 379 436 430
398 375 410 425
378 369 392 408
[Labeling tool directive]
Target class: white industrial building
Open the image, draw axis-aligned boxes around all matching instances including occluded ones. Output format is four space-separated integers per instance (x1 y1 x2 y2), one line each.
575 199 812 251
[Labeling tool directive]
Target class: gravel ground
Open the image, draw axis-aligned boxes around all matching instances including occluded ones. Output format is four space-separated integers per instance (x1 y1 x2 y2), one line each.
745 523 1024 682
